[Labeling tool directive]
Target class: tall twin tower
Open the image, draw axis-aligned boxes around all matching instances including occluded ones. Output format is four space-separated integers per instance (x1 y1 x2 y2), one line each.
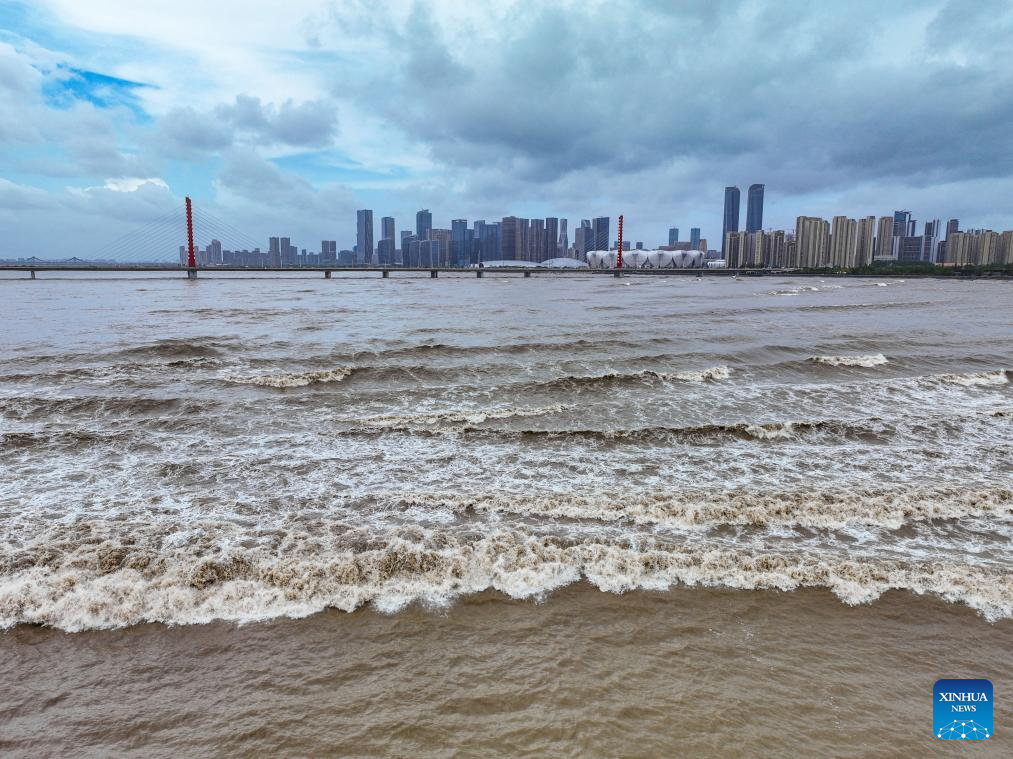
722 184 764 256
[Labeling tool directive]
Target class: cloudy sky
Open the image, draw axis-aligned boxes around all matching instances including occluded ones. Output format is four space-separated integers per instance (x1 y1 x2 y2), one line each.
2 0 1012 258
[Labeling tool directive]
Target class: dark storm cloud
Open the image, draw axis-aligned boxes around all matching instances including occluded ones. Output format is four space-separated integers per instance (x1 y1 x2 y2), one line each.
323 0 1013 198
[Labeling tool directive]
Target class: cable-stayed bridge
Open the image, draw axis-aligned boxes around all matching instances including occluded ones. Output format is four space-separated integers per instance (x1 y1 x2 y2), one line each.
0 197 776 279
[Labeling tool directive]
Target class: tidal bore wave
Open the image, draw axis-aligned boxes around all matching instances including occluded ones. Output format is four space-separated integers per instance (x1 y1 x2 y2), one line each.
2 530 1010 631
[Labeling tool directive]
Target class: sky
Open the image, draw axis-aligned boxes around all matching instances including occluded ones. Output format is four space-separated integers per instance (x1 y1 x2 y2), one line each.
1 0 1012 258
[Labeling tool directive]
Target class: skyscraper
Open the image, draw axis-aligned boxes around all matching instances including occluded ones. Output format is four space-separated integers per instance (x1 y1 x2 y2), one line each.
558 219 568 255
746 184 764 232
377 238 395 266
416 209 432 240
794 216 829 268
856 216 876 267
690 227 701 250
946 219 960 236
400 231 413 263
893 210 912 238
592 217 610 251
530 218 545 261
451 219 469 267
501 216 524 260
356 210 374 265
722 186 740 256
321 240 337 265
829 216 857 268
544 217 559 261
923 219 941 262
668 227 679 245
381 216 395 242
875 216 895 259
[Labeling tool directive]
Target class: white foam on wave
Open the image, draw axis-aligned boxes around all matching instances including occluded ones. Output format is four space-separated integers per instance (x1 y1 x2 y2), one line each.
937 370 1009 387
389 486 1013 531
665 365 733 382
352 403 572 431
3 530 1010 631
808 354 889 367
223 366 353 387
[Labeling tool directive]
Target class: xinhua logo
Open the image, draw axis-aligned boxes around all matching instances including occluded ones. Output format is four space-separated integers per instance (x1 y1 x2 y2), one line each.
934 679 992 739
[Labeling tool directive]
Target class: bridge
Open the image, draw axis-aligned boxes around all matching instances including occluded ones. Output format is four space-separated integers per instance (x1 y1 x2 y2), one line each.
0 196 785 279
0 264 775 279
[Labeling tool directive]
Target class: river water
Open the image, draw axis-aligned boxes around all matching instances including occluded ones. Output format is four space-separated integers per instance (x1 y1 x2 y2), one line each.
1 272 1010 755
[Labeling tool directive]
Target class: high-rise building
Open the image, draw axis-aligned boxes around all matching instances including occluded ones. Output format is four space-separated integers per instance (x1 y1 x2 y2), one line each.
690 227 701 250
269 237 280 267
418 239 440 267
400 231 413 262
923 219 941 263
544 217 559 261
416 209 432 240
477 221 500 263
574 226 591 259
501 217 524 260
406 238 421 267
998 231 1013 265
768 230 788 268
722 186 740 256
669 227 680 245
451 219 469 267
946 219 960 236
430 228 451 266
321 240 337 265
558 219 568 256
855 216 876 267
875 216 895 260
592 217 610 251
829 216 857 268
746 184 764 232
795 216 829 268
893 210 913 238
381 216 395 242
530 218 545 261
356 210 374 265
377 238 395 266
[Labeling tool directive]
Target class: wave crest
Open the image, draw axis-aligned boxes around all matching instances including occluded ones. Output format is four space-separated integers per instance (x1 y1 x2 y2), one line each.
223 367 353 387
3 528 1010 631
808 354 888 367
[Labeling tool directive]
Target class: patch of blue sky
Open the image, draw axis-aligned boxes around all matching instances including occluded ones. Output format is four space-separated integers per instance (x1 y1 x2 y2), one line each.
41 64 155 121
272 150 412 185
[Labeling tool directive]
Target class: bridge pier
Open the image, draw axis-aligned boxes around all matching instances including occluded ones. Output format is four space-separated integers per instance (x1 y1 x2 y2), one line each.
324 270 331 278
382 270 389 278
430 269 438 278
524 270 531 278
187 268 197 280
30 270 36 280
476 270 483 278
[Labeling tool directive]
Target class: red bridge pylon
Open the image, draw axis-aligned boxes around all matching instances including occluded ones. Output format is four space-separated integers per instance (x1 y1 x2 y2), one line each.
186 196 197 279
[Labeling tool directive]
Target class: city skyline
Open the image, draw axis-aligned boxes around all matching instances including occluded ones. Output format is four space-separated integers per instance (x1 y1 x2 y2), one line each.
154 193 1012 270
1 2 1013 258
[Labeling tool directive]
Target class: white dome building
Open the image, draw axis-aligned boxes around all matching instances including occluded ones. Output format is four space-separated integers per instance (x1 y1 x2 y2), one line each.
586 249 705 269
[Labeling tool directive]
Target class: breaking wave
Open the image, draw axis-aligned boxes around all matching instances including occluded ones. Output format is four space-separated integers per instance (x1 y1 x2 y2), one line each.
383 486 1012 530
808 354 889 367
532 365 732 392
351 404 572 431
936 370 1010 387
223 367 354 387
2 526 1010 631
342 416 891 443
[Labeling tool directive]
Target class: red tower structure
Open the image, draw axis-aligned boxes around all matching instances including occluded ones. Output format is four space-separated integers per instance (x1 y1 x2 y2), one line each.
185 196 197 278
